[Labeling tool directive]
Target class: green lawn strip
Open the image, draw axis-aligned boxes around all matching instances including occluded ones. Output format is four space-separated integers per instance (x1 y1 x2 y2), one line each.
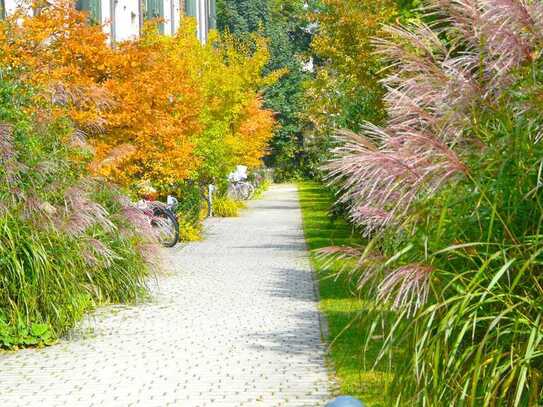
297 181 390 406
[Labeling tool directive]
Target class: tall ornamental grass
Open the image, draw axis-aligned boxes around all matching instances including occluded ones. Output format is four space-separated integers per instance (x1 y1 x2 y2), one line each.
324 0 543 405
0 79 152 349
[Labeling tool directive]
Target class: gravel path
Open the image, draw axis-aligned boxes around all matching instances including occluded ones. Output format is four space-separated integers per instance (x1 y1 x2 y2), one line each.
0 184 331 407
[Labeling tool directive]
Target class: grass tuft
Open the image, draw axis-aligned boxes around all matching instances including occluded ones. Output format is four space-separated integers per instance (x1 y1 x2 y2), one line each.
213 195 245 217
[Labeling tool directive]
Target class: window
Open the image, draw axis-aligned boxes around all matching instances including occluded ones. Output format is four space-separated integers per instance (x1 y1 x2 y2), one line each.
76 0 102 25
144 0 164 34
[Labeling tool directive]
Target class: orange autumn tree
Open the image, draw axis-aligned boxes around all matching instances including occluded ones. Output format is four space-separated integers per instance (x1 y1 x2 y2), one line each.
234 97 275 168
0 1 203 190
95 24 204 188
0 1 276 192
0 0 113 129
100 21 277 188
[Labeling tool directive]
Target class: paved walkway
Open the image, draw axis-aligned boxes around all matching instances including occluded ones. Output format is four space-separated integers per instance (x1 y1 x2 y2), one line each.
0 184 331 407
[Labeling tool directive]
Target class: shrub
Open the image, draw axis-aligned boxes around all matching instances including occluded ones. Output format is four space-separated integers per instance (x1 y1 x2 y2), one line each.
213 196 244 217
173 182 204 225
174 183 205 242
178 219 202 242
0 79 151 349
324 0 543 405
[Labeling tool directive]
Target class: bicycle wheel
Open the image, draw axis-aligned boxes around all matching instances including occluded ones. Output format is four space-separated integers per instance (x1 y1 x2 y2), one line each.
246 183 255 200
151 207 179 247
240 182 254 200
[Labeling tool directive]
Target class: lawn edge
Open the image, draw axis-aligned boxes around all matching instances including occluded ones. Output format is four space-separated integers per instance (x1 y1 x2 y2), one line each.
295 182 342 397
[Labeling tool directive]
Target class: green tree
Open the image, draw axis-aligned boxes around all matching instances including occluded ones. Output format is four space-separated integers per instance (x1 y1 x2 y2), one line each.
303 0 420 177
217 0 314 180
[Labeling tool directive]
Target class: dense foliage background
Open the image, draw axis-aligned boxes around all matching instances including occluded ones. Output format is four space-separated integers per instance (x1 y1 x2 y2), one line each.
216 0 419 180
304 0 419 176
217 0 313 180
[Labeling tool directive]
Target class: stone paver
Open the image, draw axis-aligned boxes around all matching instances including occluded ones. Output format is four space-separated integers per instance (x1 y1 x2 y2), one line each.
0 184 330 407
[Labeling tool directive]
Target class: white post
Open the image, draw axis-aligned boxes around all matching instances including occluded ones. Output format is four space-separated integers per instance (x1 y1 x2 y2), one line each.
208 184 214 217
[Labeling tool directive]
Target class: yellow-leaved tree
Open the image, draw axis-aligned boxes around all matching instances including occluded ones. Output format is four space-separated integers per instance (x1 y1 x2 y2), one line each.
186 29 280 183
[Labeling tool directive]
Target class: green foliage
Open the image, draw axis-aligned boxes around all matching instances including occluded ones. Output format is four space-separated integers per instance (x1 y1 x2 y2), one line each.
217 0 313 180
264 67 309 181
0 313 55 348
303 0 419 179
217 0 270 36
217 0 421 180
169 183 205 241
0 79 149 349
173 182 203 226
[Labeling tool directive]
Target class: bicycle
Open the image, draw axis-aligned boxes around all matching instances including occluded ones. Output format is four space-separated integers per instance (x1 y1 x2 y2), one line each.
227 180 254 201
137 196 179 247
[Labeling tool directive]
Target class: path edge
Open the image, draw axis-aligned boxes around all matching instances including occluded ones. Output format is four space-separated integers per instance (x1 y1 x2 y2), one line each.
293 183 340 396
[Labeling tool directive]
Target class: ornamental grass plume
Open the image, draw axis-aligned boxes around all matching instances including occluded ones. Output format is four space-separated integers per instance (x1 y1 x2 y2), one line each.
326 0 543 252
323 0 543 404
59 185 115 236
376 263 433 316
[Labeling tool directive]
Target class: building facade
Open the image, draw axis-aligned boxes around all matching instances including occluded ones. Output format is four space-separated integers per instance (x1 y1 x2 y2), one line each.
0 0 216 43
